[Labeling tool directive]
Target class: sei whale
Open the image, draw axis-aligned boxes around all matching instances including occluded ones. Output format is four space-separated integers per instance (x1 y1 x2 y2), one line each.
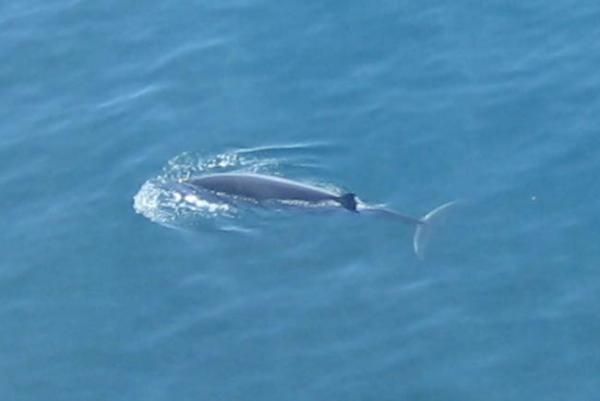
181 173 454 258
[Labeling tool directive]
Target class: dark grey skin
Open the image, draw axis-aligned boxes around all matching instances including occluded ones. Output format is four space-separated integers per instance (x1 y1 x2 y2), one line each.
186 173 358 211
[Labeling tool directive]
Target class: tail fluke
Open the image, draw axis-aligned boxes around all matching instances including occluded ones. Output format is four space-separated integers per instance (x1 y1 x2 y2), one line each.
413 201 457 259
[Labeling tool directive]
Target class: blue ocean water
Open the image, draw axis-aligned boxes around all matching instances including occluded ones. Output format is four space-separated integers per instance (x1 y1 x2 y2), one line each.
2 1 600 400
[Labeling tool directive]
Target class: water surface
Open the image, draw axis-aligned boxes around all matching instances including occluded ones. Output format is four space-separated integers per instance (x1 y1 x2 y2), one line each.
2 1 600 400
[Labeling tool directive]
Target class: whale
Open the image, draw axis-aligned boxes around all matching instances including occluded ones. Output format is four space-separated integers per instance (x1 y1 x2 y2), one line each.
179 173 455 258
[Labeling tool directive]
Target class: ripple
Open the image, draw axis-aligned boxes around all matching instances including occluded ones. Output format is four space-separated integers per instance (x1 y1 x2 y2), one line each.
95 84 164 110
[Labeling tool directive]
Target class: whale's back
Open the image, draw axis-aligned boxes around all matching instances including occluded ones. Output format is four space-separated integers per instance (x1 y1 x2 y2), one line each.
188 173 339 203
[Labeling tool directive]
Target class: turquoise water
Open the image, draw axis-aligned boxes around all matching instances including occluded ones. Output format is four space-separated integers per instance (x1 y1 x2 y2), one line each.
2 1 600 400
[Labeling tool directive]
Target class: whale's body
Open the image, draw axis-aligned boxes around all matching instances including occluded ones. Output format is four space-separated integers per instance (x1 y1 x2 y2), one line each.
186 173 358 211
181 172 455 258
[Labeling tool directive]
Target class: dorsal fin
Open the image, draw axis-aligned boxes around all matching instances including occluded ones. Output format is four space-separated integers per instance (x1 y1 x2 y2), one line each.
338 193 358 212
